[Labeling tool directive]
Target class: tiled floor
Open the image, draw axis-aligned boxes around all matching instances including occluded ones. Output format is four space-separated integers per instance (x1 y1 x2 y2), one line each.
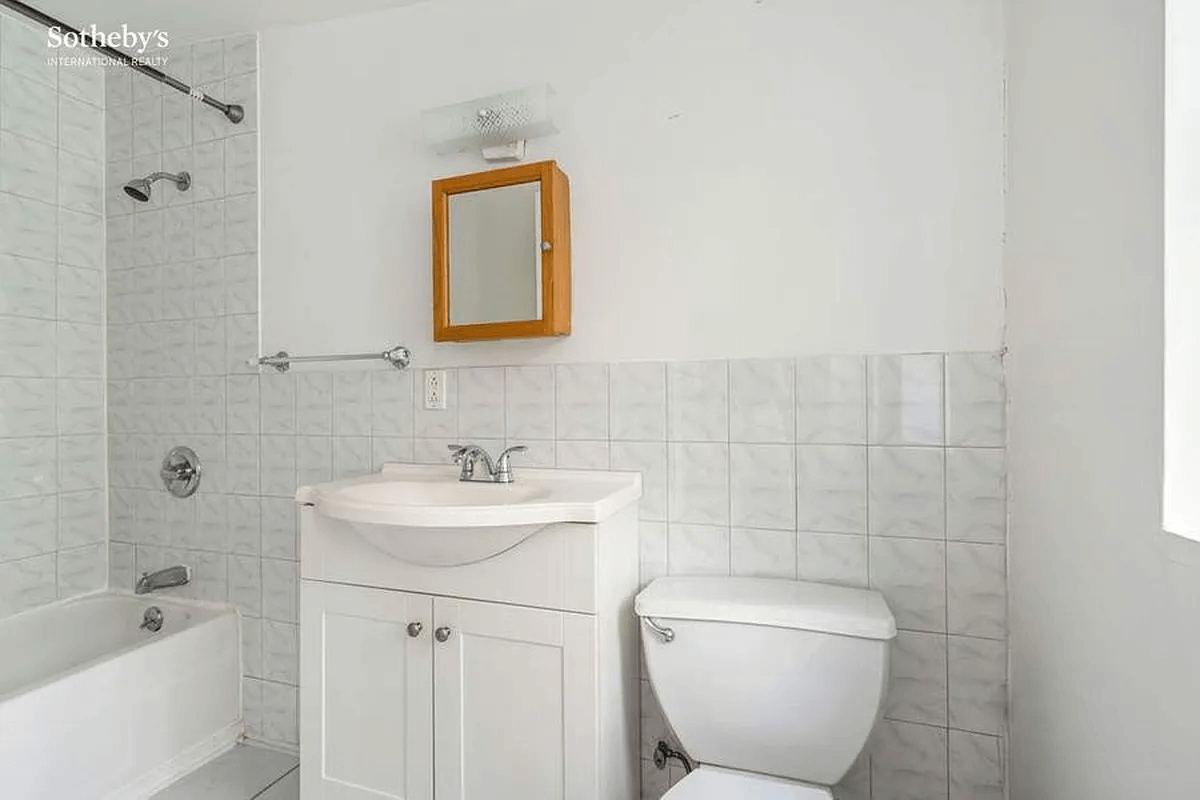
152 744 298 800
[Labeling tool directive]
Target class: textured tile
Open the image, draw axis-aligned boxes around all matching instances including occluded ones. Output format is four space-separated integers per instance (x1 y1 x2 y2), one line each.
796 445 867 534
949 731 1004 800
868 354 945 445
609 362 666 441
946 543 1006 639
729 443 795 530
667 524 730 575
945 352 1005 447
505 365 555 440
795 355 866 444
731 528 797 579
457 367 505 439
869 447 945 539
886 631 948 726
948 636 1007 735
795 531 869 588
946 448 1006 543
668 442 729 525
871 719 949 800
371 370 413 437
612 441 667 521
729 358 794 443
869 537 946 633
556 363 608 440
667 360 728 442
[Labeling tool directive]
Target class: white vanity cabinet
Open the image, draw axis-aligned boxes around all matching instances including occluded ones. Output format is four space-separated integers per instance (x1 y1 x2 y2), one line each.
297 465 641 800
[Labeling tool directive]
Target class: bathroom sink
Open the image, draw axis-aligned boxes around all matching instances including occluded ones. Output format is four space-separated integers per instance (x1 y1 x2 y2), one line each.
295 463 641 566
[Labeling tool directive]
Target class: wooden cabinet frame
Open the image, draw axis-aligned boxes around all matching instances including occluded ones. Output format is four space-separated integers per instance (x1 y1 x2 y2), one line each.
432 160 571 342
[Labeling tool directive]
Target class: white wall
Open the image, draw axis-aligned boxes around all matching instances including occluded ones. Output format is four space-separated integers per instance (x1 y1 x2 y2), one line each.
1006 0 1200 797
259 0 1004 366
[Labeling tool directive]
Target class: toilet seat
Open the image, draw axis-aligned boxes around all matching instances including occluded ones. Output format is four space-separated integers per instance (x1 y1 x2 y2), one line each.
661 766 834 800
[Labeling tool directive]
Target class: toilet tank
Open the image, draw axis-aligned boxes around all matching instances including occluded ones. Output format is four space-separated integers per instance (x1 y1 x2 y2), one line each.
635 577 896 786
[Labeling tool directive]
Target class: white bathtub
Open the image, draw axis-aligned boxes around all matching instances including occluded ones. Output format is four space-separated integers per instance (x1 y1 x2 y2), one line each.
0 592 241 799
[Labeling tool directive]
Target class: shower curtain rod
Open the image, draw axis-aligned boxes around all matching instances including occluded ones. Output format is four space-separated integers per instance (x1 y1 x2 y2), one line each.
0 0 244 123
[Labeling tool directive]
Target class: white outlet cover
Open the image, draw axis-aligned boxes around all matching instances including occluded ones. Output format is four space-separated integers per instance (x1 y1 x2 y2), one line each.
424 369 447 410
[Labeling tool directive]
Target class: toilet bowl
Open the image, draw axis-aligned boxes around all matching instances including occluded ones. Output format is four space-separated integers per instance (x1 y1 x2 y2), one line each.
635 576 896 797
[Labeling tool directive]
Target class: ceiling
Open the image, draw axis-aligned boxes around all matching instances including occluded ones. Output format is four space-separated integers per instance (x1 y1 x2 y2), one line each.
30 0 429 43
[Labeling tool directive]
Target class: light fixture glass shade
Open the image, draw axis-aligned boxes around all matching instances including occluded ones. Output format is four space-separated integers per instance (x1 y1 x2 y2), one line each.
422 84 557 155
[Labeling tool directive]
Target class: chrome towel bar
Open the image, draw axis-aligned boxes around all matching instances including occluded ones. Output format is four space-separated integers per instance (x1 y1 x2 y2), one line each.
253 345 412 373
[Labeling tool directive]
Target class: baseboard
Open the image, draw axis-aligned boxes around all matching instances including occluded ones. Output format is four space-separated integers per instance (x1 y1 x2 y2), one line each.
103 719 243 799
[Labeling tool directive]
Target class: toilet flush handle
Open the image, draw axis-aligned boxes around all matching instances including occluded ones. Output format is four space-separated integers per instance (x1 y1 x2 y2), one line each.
643 617 675 643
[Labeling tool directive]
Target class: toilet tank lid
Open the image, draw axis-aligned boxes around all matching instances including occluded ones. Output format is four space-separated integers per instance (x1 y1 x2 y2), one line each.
635 577 897 640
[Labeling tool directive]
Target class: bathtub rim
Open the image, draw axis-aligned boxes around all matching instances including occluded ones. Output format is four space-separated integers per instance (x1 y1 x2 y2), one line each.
0 590 241 706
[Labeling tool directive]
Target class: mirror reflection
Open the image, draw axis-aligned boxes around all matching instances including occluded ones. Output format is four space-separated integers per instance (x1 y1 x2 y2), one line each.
448 182 543 326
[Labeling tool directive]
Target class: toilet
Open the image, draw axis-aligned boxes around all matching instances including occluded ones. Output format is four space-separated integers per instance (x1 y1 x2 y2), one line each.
634 576 897 798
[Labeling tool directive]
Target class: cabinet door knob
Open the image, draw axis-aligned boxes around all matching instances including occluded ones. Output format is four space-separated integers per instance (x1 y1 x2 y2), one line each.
434 626 452 643
406 622 423 638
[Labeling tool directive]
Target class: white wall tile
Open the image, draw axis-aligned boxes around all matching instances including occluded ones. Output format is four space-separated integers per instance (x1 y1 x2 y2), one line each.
668 442 729 525
0 553 57 616
57 543 105 596
945 352 1004 447
667 524 730 575
869 537 947 633
458 367 505 439
371 370 413 437
556 363 608 440
731 527 797 579
555 440 609 470
946 543 1006 639
668 360 727 442
949 730 1004 800
505 365 555 440
729 443 795 530
611 441 667 521
870 719 949 800
730 358 794 443
868 354 945 446
796 445 868 534
610 362 666 441
295 373 331 435
0 496 58 561
869 447 946 539
796 355 866 444
946 448 1006 543
948 636 1006 735
887 631 948 726
796 531 869 588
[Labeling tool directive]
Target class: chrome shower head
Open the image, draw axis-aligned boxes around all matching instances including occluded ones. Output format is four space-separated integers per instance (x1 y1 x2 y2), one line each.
124 171 191 203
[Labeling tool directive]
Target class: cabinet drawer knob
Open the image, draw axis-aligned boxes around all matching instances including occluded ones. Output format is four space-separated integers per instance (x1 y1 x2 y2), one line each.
434 626 452 643
406 622 423 638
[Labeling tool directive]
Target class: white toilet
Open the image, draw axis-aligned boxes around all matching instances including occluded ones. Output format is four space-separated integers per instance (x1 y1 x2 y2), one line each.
634 576 897 799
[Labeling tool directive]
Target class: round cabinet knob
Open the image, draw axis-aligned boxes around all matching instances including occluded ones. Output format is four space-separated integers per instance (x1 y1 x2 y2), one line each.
434 626 452 643
406 622 423 638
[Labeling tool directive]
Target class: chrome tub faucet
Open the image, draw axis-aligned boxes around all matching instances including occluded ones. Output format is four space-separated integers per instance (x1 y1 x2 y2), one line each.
448 444 528 484
135 565 191 595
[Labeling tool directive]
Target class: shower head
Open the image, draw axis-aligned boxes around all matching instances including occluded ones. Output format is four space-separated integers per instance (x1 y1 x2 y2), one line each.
124 171 191 203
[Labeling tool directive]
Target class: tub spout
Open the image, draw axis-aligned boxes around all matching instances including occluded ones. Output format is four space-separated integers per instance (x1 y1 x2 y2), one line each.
135 565 191 594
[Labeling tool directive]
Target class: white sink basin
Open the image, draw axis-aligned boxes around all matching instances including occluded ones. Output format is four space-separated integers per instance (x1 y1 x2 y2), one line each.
295 464 642 566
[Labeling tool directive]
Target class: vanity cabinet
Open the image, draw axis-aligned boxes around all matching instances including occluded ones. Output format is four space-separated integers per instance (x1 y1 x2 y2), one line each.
301 584 599 800
297 467 641 800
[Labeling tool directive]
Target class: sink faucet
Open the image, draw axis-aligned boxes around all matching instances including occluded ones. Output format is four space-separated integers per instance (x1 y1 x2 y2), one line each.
448 444 528 484
135 565 191 595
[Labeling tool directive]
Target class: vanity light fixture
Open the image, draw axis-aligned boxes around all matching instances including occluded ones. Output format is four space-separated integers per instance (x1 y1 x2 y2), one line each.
421 84 557 162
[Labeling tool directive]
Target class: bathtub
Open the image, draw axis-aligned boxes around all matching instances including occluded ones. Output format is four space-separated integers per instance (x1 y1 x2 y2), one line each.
0 592 241 799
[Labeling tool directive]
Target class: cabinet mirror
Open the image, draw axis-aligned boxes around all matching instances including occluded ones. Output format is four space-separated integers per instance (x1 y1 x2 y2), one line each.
432 161 571 342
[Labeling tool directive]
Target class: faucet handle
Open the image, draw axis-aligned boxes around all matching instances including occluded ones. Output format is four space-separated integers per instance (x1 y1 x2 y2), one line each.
447 444 470 463
494 445 528 483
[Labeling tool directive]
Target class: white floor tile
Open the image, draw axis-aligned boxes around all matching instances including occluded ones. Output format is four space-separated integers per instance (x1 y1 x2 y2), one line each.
255 768 299 800
152 744 298 800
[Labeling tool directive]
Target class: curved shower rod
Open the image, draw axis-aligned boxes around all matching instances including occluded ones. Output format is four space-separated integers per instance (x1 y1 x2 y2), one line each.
0 0 244 124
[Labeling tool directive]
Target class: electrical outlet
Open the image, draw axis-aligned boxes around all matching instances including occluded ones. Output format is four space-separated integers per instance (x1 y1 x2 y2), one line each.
424 369 447 410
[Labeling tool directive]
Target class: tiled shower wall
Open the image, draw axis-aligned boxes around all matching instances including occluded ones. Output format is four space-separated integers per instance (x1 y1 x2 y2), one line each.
0 11 107 618
102 34 273 738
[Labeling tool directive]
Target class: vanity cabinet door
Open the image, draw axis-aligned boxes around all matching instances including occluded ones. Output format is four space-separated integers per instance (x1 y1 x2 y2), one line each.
432 597 598 800
300 581 434 800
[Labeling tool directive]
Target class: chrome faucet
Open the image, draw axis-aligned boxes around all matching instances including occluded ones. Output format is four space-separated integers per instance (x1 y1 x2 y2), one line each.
448 444 528 484
135 565 191 595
